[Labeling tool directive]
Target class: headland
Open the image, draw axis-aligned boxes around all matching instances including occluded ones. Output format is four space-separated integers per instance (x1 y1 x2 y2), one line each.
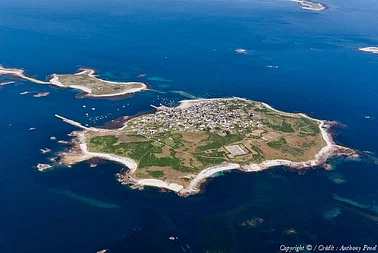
0 65 148 98
53 97 355 196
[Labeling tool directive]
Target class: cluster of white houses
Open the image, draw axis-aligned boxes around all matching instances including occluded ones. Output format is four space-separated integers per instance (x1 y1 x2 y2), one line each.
125 99 262 136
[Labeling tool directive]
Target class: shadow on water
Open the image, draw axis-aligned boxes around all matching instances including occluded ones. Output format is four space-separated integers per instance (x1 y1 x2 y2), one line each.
332 196 378 223
47 188 121 209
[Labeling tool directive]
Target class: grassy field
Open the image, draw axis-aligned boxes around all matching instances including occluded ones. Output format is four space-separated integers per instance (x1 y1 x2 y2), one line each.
267 137 287 149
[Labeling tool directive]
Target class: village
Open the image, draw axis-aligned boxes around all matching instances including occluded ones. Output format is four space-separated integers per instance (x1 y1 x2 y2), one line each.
124 98 260 136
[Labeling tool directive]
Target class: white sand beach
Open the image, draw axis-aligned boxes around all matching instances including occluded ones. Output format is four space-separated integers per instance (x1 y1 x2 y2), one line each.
137 179 184 192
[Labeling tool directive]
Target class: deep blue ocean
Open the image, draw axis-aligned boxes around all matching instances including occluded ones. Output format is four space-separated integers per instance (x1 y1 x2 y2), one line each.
1 0 378 252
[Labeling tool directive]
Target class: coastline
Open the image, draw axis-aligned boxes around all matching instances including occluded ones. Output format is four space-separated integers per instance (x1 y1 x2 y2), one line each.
54 97 356 196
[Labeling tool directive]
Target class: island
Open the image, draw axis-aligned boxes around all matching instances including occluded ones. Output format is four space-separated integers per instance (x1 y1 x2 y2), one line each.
235 48 248 54
50 69 147 97
37 163 53 172
358 47 378 55
33 92 50 98
52 97 354 196
0 65 148 98
291 0 326 11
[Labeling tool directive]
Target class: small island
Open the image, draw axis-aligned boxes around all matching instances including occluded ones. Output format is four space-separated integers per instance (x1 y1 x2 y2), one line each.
358 47 378 55
37 163 52 172
50 69 147 97
33 92 50 98
0 65 148 98
235 48 248 54
291 0 326 11
54 98 354 196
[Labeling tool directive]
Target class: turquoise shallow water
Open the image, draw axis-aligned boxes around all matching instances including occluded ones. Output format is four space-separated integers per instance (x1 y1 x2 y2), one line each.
0 0 378 252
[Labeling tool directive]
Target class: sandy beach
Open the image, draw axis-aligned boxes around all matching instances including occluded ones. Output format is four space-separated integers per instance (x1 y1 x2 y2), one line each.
181 163 241 195
54 97 355 196
137 179 184 192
